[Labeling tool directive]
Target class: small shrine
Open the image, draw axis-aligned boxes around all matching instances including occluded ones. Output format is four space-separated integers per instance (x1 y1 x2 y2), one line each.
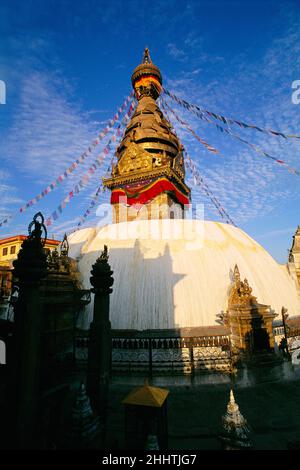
224 265 277 355
122 380 169 450
63 383 101 449
219 389 252 450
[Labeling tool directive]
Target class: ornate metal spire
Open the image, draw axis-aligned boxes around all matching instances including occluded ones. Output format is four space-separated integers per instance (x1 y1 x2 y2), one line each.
143 47 152 64
233 264 240 284
131 47 162 100
229 265 257 307
90 245 113 295
13 212 48 285
28 211 47 246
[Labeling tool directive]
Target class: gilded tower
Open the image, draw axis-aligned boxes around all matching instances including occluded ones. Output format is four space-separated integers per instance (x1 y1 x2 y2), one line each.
103 48 190 223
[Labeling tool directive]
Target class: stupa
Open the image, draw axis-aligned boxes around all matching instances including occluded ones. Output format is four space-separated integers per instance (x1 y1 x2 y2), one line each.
69 49 300 373
219 390 252 449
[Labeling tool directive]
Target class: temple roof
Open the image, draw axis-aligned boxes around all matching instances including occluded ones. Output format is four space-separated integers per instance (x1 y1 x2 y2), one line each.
117 96 182 158
118 48 181 158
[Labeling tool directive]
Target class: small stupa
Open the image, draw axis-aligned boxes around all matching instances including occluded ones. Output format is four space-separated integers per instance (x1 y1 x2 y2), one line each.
219 389 252 450
64 382 101 448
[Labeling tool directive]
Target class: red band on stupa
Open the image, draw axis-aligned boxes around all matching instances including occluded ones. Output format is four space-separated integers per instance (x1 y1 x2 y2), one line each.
111 178 190 206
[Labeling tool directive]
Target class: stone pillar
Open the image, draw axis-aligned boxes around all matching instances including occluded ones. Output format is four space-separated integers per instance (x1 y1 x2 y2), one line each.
9 212 48 448
87 245 114 415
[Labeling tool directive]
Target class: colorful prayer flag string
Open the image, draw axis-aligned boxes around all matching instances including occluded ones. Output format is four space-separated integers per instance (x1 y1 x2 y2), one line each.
163 88 300 140
0 94 136 228
163 92 300 176
77 131 130 228
77 186 103 227
160 98 219 154
185 152 236 227
45 101 136 227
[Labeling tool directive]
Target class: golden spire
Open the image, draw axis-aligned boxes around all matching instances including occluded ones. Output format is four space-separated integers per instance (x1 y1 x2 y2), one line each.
131 47 162 100
103 49 190 223
143 47 151 64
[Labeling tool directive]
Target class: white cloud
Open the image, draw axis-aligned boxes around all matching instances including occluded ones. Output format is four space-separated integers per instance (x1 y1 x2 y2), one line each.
2 72 98 184
161 10 300 226
256 227 296 239
166 43 187 61
0 170 24 220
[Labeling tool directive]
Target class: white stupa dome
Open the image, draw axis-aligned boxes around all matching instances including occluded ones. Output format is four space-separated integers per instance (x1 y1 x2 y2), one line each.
68 219 300 330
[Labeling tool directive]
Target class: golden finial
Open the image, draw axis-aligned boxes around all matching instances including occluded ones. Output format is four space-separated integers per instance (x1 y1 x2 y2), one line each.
233 264 240 284
143 47 152 64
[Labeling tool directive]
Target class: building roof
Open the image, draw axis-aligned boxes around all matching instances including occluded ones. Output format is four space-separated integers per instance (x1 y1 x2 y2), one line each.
0 235 60 246
122 383 169 408
68 220 300 330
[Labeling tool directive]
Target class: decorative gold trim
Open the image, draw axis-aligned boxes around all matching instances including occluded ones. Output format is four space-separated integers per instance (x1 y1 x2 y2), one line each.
103 166 190 195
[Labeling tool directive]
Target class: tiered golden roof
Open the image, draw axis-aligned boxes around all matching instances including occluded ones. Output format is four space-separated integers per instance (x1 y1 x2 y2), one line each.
103 48 189 196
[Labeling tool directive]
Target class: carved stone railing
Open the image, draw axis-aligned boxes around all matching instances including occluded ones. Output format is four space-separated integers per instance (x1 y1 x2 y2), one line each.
74 330 232 375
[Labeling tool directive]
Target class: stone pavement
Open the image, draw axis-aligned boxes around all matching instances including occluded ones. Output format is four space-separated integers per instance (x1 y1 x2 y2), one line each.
104 362 300 450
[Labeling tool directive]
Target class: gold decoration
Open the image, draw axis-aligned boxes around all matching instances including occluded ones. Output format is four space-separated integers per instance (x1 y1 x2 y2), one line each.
117 142 153 175
228 264 257 307
227 264 277 353
153 156 162 167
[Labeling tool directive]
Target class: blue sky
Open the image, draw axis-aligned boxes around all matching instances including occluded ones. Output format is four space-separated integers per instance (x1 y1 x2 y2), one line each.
0 0 299 263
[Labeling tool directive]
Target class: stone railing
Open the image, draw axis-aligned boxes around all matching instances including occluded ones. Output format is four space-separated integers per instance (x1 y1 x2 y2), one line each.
74 330 233 375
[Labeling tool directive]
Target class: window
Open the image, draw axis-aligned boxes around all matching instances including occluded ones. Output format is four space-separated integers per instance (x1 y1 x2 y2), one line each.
10 245 16 255
2 247 8 256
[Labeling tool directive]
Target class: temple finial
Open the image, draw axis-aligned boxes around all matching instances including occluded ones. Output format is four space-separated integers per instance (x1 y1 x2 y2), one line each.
233 264 240 284
228 389 238 413
143 47 152 64
131 48 162 101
